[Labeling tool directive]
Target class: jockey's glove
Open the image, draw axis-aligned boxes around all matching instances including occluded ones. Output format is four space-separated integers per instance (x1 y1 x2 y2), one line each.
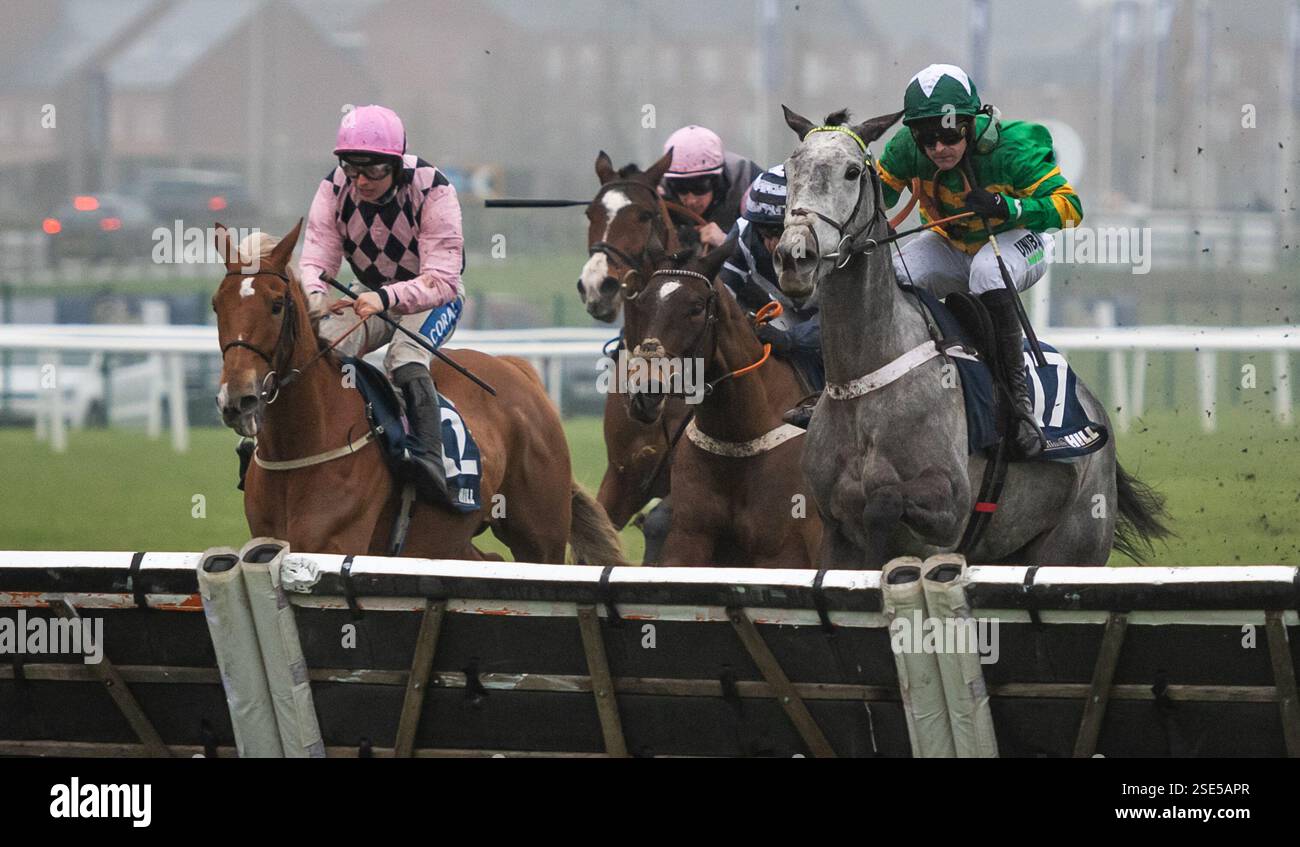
964 186 1013 221
756 324 793 353
306 289 330 320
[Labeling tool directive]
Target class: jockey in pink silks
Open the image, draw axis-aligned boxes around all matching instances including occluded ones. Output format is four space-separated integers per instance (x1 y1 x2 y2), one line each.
299 104 466 506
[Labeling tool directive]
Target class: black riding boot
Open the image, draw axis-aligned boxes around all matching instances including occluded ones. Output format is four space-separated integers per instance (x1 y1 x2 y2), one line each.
392 362 452 505
979 289 1045 459
782 392 821 430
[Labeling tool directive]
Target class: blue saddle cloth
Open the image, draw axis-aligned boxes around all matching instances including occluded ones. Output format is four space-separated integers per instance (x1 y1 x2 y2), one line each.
909 288 1109 462
343 356 483 512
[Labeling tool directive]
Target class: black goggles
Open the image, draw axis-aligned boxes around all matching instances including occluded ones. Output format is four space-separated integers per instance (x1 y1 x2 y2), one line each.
670 175 717 196
912 124 968 149
339 157 395 180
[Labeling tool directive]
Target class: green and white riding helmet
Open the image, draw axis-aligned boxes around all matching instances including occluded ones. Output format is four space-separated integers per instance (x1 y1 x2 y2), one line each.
902 63 1000 152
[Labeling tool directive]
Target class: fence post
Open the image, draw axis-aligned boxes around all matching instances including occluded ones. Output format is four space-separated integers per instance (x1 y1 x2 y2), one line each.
1275 351 1293 427
168 353 189 453
1197 351 1217 433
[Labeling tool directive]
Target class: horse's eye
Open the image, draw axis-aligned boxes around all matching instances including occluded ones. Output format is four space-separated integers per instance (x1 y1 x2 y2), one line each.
271 299 284 314
689 303 705 317
637 209 654 222
846 165 862 180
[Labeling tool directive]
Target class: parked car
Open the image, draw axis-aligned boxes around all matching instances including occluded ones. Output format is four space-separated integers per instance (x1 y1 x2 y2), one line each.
42 193 156 262
128 168 258 227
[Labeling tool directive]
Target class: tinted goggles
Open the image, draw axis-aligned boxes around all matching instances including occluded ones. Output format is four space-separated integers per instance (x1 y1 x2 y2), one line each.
912 124 968 149
670 175 717 196
340 157 395 180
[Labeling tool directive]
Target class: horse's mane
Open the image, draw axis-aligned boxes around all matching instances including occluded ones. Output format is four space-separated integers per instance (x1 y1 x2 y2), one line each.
824 108 852 127
616 162 643 178
237 231 301 289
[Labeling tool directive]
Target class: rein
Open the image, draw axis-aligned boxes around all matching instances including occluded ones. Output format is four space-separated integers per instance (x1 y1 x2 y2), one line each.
218 267 366 404
643 269 782 397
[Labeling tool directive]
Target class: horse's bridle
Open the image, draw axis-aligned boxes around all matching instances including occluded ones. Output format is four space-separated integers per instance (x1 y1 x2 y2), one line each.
636 269 775 397
588 179 676 279
218 267 301 405
786 126 890 270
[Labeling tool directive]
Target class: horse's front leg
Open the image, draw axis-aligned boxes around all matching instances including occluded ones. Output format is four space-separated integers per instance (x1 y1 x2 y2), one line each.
861 467 968 567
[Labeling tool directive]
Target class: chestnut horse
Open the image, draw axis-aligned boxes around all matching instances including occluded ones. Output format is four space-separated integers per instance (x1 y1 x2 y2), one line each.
621 245 822 567
212 221 626 564
577 150 701 536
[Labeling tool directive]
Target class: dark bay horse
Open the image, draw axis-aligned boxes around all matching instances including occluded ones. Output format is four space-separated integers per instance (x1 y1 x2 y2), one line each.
774 107 1169 568
213 221 626 564
621 245 822 567
577 150 700 534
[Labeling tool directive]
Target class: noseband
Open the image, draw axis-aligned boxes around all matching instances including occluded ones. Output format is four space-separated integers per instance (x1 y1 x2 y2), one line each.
786 125 889 269
218 267 300 404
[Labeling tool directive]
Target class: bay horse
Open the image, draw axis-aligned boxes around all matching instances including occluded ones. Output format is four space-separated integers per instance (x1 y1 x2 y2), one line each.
577 150 701 539
212 221 626 564
621 245 822 567
774 106 1169 568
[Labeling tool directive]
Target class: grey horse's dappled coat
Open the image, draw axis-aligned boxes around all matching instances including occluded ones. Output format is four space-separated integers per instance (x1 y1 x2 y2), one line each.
773 107 1169 568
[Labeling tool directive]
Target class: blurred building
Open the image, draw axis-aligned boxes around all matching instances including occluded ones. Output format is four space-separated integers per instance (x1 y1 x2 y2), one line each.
0 0 1297 232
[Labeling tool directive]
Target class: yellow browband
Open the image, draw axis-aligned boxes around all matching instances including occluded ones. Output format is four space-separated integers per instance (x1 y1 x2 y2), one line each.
804 125 869 158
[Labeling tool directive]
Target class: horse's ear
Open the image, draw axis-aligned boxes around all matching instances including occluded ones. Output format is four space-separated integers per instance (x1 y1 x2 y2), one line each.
852 109 904 145
783 105 816 140
268 219 302 270
644 147 674 185
697 239 733 282
214 222 241 272
595 150 617 184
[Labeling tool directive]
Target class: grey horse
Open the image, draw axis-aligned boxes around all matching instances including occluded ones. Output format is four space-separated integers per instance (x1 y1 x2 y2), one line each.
773 106 1170 568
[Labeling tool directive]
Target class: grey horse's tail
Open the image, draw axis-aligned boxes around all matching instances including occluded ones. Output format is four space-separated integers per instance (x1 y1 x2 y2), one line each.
1114 463 1173 562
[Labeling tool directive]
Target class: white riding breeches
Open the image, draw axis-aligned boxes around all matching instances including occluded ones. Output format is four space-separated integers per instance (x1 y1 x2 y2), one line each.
891 228 1053 298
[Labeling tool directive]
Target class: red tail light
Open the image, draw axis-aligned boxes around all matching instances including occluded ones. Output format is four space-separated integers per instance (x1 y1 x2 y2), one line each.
208 195 227 211
100 217 122 232
42 218 62 235
74 195 99 212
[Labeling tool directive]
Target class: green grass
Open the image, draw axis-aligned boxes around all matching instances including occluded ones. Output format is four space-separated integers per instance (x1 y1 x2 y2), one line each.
0 408 1295 565
0 415 643 563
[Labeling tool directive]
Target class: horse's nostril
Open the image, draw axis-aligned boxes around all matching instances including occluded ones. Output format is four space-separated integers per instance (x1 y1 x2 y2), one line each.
576 279 586 302
237 394 259 413
599 276 619 295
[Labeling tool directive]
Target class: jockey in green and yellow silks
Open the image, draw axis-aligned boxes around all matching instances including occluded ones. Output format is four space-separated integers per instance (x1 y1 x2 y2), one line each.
875 64 1082 458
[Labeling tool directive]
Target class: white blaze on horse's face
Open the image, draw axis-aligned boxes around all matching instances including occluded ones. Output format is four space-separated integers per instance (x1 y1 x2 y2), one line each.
578 190 634 321
657 281 682 301
239 276 256 298
777 134 870 297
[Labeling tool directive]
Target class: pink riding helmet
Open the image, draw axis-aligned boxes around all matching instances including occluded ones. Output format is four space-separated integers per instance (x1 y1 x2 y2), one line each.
662 125 725 178
334 105 406 158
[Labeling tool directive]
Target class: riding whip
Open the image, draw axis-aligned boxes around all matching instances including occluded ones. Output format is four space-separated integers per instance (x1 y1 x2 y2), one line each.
484 199 590 208
318 273 497 396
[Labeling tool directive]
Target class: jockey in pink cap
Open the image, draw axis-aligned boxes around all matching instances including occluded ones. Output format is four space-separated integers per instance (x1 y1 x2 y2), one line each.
299 104 467 507
659 124 761 249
